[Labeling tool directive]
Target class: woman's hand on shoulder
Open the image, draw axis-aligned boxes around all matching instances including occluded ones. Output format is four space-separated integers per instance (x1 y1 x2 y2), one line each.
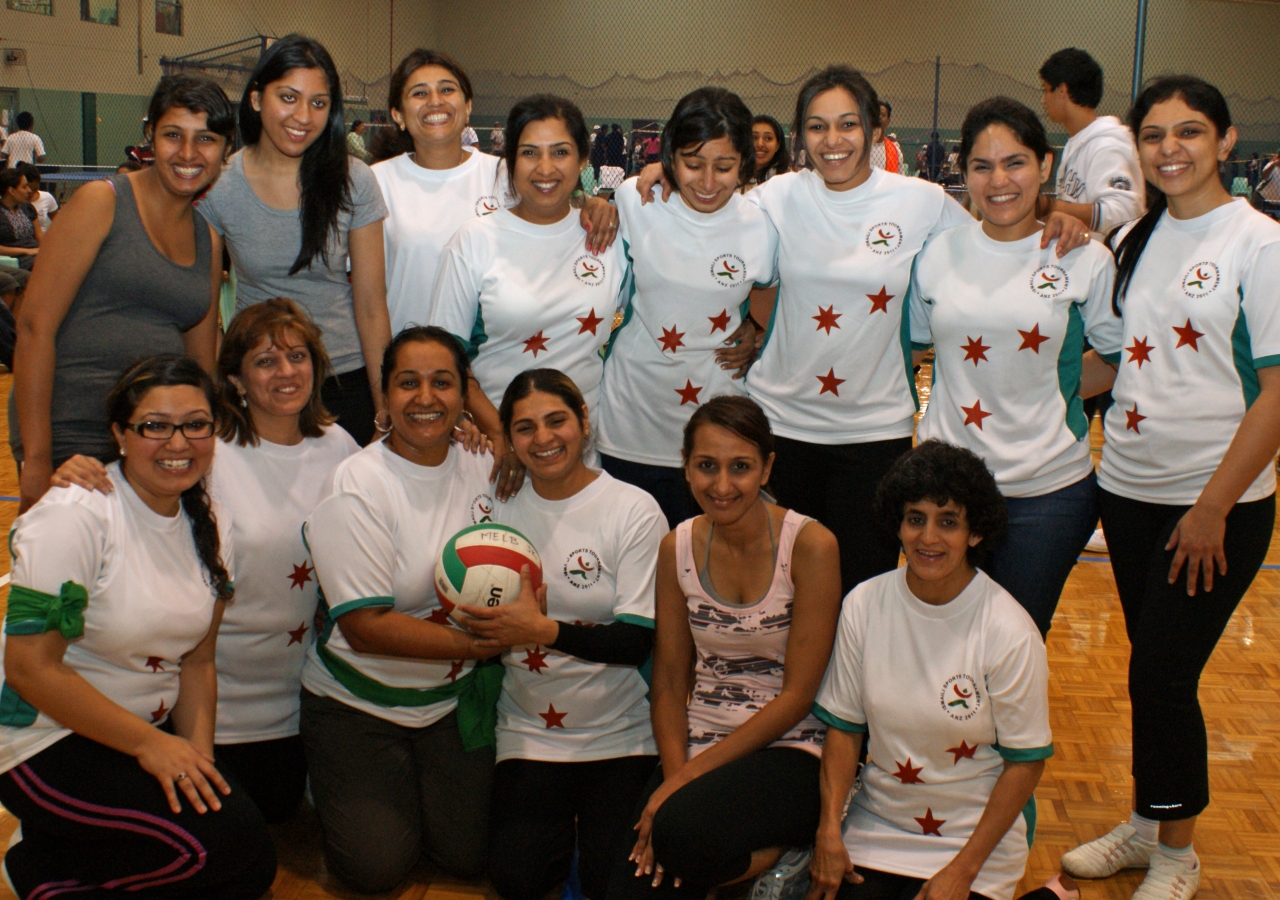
635 163 674 205
450 414 493 455
580 195 619 254
134 728 230 815
50 454 113 496
1041 211 1090 256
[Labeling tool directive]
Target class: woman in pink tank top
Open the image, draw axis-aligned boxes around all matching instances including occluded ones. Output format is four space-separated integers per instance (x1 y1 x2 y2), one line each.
606 396 841 900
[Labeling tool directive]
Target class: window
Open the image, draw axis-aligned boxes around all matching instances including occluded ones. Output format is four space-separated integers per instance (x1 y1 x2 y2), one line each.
155 0 181 35
80 0 117 24
5 0 53 14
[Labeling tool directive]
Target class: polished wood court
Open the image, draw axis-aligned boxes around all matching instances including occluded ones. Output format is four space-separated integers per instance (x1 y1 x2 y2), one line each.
0 369 1274 900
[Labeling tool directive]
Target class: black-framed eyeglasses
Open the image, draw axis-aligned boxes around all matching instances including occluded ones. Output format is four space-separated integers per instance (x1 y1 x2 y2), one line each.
126 420 216 440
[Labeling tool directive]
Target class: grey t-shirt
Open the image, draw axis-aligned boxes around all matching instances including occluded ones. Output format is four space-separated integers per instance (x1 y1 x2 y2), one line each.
196 151 388 375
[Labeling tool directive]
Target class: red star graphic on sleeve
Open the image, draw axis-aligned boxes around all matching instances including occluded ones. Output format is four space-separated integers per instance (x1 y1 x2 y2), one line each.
539 703 567 728
945 740 978 764
708 309 732 333
961 400 992 429
145 656 165 673
813 305 842 334
523 647 549 673
1125 404 1146 434
523 331 550 357
1126 336 1154 368
816 368 846 396
960 336 990 366
446 660 464 682
151 698 169 723
675 380 702 405
576 308 603 335
427 607 451 625
914 808 946 836
288 562 313 590
659 325 686 353
287 622 308 646
1172 318 1204 351
892 758 926 784
866 286 894 314
1017 323 1050 354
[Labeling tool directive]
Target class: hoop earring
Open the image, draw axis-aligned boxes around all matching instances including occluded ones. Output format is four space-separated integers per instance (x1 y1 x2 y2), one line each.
374 411 393 434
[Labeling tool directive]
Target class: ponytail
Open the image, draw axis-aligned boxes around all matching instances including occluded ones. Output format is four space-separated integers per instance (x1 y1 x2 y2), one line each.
1109 190 1167 317
181 481 234 602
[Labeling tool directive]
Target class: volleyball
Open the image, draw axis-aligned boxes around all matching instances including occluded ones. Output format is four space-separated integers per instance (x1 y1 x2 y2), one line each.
434 523 543 615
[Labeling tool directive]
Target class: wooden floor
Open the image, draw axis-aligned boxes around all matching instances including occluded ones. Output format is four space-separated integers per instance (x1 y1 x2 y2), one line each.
0 369 1275 900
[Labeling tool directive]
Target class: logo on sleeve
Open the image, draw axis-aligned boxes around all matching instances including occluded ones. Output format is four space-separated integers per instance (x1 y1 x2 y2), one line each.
1108 175 1133 191
940 674 982 721
865 222 903 255
710 253 747 287
470 494 495 523
474 196 500 216
1181 262 1220 298
563 549 602 588
1029 264 1069 298
573 255 606 286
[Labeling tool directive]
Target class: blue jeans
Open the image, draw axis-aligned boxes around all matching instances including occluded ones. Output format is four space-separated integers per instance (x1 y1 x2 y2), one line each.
600 454 697 530
986 470 1098 637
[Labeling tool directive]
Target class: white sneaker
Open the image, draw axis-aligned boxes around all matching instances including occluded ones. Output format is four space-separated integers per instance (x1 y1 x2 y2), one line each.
1132 851 1200 900
750 848 812 900
1061 823 1155 878
1085 527 1108 553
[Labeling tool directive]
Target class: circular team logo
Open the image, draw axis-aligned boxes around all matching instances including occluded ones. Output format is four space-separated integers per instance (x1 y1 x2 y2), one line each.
710 253 747 287
563 549 602 588
1182 262 1220 298
573 255 606 286
940 674 982 721
1030 264 1069 298
470 493 495 524
474 196 500 216
865 222 903 255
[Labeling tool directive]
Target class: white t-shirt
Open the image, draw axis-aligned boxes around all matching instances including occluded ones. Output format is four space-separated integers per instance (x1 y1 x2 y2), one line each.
0 465 231 773
746 168 973 444
2 132 44 166
301 441 497 727
814 568 1052 900
429 208 628 418
32 190 57 232
1056 115 1145 238
372 150 511 336
911 224 1123 497
492 471 664 763
1100 199 1280 504
209 427 359 743
597 179 778 466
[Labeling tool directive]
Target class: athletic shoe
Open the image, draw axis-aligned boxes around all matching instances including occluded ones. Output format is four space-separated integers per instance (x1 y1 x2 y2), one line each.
1131 851 1200 900
749 848 812 900
1085 527 1108 553
1061 823 1155 878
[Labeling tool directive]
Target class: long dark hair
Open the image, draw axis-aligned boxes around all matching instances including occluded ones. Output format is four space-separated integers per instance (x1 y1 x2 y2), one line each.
793 65 881 171
384 48 474 161
1110 76 1232 315
107 355 233 601
660 87 756 188
752 114 790 183
503 94 590 200
239 34 351 276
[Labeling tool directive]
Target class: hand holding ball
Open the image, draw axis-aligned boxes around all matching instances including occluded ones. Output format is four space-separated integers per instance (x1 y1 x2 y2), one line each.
434 523 543 619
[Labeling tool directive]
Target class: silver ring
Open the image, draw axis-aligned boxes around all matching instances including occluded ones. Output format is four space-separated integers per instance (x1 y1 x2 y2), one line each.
174 772 188 783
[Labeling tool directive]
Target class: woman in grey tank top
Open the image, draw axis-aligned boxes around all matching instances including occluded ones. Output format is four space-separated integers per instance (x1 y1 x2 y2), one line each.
11 75 234 512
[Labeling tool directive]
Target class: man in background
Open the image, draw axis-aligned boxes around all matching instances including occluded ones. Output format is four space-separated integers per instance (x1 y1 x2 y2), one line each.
1 112 45 167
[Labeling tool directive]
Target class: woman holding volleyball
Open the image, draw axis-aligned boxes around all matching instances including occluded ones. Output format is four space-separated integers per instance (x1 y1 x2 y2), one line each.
454 368 666 900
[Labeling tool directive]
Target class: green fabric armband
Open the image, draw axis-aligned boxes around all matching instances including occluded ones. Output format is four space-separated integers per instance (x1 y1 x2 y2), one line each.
1099 351 1123 366
996 742 1054 762
812 702 868 733
5 582 89 639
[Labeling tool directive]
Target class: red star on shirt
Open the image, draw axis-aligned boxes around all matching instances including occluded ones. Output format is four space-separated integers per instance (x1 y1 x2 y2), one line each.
446 660 464 683
961 400 992 429
866 286 894 314
960 336 990 366
675 380 702 405
151 698 168 723
1172 318 1205 351
1125 404 1146 434
539 703 567 728
576 308 603 335
523 331 550 357
427 607 451 625
816 368 846 396
288 562 313 590
287 622 308 646
708 309 732 333
1126 336 1154 368
946 740 978 764
813 305 842 335
145 656 165 673
1017 323 1050 354
915 808 946 836
659 325 686 353
892 758 926 784
523 647 549 674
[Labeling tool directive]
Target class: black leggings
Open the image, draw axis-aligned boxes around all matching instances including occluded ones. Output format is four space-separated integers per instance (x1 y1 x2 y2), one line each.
605 747 821 900
0 732 276 900
769 436 913 594
215 734 307 825
321 368 377 447
1098 489 1275 820
489 755 657 900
